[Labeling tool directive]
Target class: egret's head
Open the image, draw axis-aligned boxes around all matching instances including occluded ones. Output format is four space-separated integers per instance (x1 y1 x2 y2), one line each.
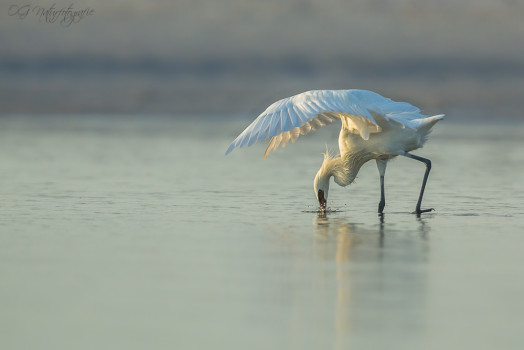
314 168 331 211
314 149 339 211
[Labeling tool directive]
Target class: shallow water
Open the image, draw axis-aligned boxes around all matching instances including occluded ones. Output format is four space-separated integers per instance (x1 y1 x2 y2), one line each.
1 115 523 350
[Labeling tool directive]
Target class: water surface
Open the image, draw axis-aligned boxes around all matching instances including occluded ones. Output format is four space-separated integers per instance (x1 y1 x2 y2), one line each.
1 115 523 349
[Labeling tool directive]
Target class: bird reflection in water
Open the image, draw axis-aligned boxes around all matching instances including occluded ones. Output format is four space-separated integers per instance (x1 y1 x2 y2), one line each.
312 214 429 350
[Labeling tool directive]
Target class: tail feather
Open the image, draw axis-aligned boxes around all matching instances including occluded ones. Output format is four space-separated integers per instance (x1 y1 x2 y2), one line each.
421 114 445 130
417 114 444 145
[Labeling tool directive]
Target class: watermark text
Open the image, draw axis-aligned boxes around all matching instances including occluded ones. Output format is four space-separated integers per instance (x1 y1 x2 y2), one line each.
9 3 95 27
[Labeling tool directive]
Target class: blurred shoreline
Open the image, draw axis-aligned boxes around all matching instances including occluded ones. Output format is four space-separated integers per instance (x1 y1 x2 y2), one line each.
2 0 523 119
2 54 523 119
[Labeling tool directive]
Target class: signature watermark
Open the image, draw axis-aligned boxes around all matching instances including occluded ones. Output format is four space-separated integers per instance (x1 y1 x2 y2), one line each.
8 3 95 27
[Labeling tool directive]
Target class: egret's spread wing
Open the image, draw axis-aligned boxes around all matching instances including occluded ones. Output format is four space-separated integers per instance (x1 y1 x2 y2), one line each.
225 89 425 158
354 89 428 128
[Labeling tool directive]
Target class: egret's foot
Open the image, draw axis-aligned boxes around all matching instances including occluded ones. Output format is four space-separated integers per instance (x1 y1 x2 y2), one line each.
411 208 434 215
378 201 385 215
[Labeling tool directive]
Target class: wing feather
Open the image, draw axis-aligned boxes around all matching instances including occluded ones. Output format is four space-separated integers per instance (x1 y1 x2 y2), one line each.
309 118 322 130
292 105 308 124
268 112 282 137
256 113 273 141
286 107 301 128
290 127 300 142
264 134 281 159
317 114 334 125
280 131 291 148
299 123 311 135
280 109 293 132
246 117 265 147
226 89 431 157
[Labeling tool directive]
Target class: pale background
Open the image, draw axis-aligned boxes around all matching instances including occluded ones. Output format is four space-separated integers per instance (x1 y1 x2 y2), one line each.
2 0 523 118
2 2 524 350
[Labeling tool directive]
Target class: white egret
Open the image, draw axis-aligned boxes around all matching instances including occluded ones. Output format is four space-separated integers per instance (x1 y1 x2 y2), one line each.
226 89 444 214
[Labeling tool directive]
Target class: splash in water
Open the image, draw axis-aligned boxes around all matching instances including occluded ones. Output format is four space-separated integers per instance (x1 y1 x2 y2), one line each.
302 207 343 214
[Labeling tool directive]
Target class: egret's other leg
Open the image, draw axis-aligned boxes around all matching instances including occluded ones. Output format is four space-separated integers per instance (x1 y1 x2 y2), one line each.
376 159 387 214
402 152 434 214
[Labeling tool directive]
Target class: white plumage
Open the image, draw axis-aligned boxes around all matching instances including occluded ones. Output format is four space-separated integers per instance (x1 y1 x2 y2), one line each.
226 89 444 214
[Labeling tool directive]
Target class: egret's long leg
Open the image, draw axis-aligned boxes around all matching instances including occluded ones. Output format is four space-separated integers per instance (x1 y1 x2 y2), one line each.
376 160 387 214
402 152 434 214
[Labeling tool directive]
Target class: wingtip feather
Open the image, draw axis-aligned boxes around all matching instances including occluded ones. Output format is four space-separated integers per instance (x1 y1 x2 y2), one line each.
225 144 235 155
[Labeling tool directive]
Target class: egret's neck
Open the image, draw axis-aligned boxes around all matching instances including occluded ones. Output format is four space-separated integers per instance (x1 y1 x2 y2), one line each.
321 152 372 187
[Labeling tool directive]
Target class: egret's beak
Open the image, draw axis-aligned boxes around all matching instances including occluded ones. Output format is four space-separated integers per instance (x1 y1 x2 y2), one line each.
318 190 327 211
